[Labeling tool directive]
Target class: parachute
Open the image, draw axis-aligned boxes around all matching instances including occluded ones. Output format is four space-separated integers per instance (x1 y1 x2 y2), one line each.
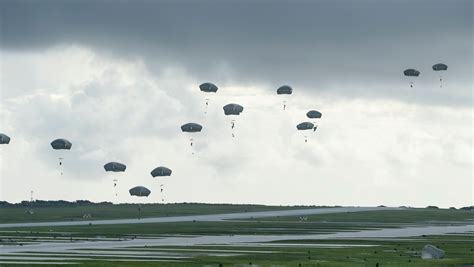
432 63 448 88
432 63 447 71
104 162 126 172
150 166 172 177
0 133 10 144
277 85 293 95
297 122 315 130
199 82 218 113
104 162 126 197
129 186 151 219
277 85 293 110
51 138 72 175
181 123 203 152
223 103 244 137
51 139 72 150
223 103 244 115
297 122 315 143
129 186 151 197
181 123 203 133
403 69 420 88
151 166 172 203
306 110 322 119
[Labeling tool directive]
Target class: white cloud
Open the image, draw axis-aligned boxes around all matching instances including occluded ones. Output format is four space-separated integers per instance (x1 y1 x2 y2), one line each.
0 46 472 207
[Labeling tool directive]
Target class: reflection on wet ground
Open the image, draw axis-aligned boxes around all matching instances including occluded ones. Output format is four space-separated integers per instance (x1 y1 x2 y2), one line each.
0 224 472 265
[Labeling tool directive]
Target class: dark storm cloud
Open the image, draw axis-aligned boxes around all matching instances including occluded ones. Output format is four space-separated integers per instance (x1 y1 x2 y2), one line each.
1 0 472 105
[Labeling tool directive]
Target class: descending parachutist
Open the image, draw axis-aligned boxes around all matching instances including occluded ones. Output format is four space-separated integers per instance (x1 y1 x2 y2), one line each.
232 133 235 138
231 122 235 129
313 125 318 132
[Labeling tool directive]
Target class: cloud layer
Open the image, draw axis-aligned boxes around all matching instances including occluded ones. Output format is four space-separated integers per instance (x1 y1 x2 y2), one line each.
0 0 472 207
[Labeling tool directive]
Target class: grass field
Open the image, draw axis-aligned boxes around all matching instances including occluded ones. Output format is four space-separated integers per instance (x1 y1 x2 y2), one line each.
0 205 472 266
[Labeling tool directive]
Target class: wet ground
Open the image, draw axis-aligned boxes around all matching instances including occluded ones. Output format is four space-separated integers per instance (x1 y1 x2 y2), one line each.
1 207 472 265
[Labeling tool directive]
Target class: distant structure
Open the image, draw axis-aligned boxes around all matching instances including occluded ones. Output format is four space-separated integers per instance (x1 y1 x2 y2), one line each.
25 190 34 215
298 216 308 222
421 244 445 259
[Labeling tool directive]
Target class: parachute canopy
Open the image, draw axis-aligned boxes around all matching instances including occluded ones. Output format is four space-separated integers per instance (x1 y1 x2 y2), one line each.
199 82 218 93
277 85 293 95
104 162 126 172
51 138 72 150
306 110 322 119
223 103 244 115
432 63 448 71
297 122 315 130
129 186 151 197
151 166 172 177
181 123 203 133
403 69 420 77
0 133 10 144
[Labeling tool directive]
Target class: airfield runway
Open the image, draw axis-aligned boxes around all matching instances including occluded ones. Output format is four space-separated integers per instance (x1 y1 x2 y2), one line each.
0 206 397 228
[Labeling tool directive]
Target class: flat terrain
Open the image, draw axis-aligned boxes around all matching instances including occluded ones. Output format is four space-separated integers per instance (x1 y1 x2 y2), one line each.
0 204 472 266
0 207 390 228
0 203 315 224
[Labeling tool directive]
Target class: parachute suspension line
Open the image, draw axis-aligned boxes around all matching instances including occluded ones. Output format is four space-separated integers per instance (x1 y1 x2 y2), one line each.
160 184 165 203
300 132 308 143
204 98 210 114
231 120 236 138
58 157 64 175
189 138 195 155
113 179 118 197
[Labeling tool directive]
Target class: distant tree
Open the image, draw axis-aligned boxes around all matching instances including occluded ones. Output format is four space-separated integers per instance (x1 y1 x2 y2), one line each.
0 201 13 207
426 206 439 209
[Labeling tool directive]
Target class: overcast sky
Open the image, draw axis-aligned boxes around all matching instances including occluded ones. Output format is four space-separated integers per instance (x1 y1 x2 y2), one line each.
0 0 472 207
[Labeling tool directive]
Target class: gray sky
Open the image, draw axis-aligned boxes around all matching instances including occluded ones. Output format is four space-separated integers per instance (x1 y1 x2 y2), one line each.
0 0 472 207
